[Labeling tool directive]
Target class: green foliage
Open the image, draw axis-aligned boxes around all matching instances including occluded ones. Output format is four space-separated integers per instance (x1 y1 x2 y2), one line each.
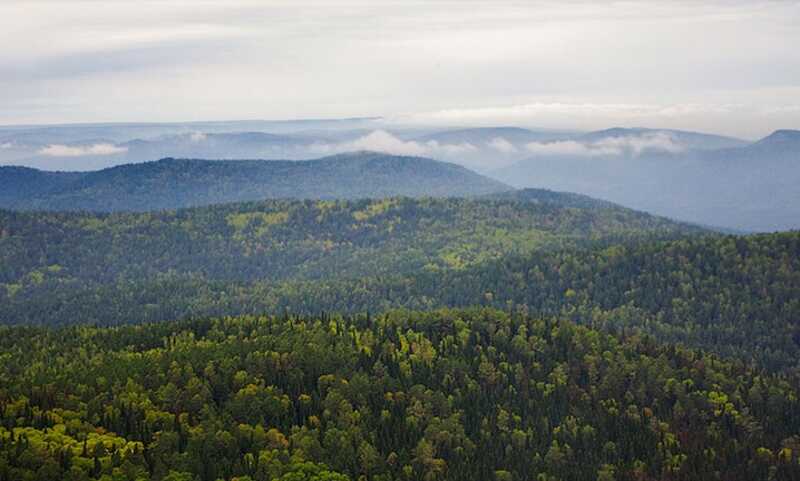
0 195 695 326
0 308 798 481
3 196 799 371
6 193 800 371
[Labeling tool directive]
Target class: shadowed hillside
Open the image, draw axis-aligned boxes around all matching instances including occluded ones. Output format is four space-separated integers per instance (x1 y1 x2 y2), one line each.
0 152 510 212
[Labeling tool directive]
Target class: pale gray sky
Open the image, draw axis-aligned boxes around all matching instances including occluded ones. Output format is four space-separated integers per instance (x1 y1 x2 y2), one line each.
1 0 798 138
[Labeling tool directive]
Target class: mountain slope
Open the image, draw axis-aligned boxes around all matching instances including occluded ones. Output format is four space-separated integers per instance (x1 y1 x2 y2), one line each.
704 128 800 163
486 187 620 210
0 166 83 205
3 189 799 371
0 195 699 326
493 129 800 232
578 127 748 150
672 129 800 231
746 128 800 151
0 152 510 211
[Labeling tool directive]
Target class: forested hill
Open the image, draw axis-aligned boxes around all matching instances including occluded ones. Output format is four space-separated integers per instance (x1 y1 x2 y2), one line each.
1 308 799 481
486 188 620 210
4 194 800 371
246 231 799 373
0 152 510 212
0 195 697 324
3 215 797 371
0 166 83 206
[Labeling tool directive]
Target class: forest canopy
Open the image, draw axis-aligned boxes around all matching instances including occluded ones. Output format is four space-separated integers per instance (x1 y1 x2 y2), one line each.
1 308 799 481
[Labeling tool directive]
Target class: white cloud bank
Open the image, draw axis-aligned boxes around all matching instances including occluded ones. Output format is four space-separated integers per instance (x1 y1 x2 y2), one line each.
525 140 603 157
309 130 476 157
488 137 518 153
38 143 128 157
525 132 686 157
306 130 686 159
189 132 207 142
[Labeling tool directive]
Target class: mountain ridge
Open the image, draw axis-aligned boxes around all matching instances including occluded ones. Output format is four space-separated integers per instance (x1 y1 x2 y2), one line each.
0 151 511 212
580 126 748 149
492 128 800 231
749 128 800 152
0 193 701 326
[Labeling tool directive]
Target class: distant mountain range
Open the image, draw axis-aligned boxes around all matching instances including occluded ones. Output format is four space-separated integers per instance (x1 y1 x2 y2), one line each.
0 152 510 212
577 127 747 150
0 123 574 172
0 118 389 171
2 119 798 230
0 121 751 173
493 128 800 232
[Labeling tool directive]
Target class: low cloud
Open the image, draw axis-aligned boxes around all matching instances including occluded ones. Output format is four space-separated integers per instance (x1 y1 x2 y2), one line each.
525 132 686 157
0 142 13 149
189 132 207 142
487 137 518 153
594 132 686 155
38 143 128 157
424 139 477 155
525 140 604 156
310 130 476 157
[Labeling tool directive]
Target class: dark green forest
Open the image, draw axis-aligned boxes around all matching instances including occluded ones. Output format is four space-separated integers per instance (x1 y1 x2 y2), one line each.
1 186 799 480
0 193 691 288
4 194 800 371
3 225 797 372
0 193 696 324
2 309 800 481
0 153 508 212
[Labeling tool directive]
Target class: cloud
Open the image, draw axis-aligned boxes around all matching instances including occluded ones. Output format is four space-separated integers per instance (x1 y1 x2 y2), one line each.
525 132 686 157
593 132 686 155
423 139 477 155
487 137 518 153
309 130 476 157
189 132 207 142
38 143 128 157
0 142 13 149
525 140 601 156
0 1 798 140
354 130 426 155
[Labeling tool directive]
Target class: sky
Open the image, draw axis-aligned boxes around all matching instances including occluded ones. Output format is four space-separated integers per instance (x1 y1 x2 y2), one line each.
1 0 799 139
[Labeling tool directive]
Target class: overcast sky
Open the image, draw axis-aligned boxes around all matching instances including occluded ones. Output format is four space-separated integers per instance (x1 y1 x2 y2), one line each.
1 0 798 138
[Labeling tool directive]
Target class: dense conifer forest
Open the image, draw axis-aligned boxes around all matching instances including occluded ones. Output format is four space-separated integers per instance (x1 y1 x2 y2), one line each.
1 191 799 480
0 193 697 325
4 195 800 371
2 309 800 481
